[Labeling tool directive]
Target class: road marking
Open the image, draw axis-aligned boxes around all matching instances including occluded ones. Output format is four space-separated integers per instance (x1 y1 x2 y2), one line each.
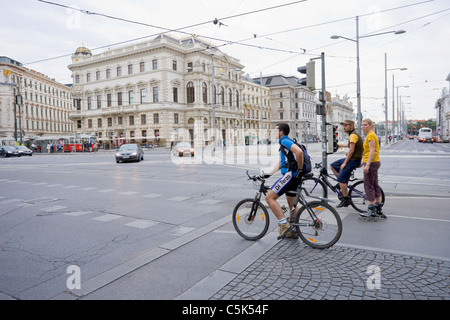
387 215 450 223
97 189 115 193
92 214 122 222
43 205 67 212
64 211 93 216
198 199 222 205
125 220 158 229
118 191 138 196
167 196 191 202
141 193 162 198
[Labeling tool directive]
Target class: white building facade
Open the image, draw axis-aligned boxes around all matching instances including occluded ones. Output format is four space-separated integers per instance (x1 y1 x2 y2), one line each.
435 73 450 139
68 35 245 148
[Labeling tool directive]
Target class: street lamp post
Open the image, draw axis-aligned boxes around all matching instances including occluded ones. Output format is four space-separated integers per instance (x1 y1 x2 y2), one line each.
384 52 407 144
331 16 405 135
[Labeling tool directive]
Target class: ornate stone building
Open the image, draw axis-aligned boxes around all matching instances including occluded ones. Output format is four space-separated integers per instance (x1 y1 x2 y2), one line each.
0 56 73 144
68 35 245 148
259 75 316 142
242 75 271 144
330 94 354 140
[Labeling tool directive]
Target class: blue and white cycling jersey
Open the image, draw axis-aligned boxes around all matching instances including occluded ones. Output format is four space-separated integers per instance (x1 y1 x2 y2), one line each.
279 136 297 174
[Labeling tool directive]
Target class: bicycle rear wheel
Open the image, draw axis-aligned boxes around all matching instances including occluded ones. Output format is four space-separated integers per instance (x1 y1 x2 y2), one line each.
348 180 385 213
293 201 342 249
302 177 328 199
232 199 270 241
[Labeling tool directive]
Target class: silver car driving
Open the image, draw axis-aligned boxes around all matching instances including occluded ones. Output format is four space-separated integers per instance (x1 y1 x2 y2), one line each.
115 144 144 163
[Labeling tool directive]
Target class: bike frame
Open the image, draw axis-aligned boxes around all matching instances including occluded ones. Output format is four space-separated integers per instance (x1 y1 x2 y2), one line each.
307 165 365 200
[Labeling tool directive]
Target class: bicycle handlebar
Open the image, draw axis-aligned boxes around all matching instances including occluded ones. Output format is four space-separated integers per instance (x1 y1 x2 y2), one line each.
246 170 270 182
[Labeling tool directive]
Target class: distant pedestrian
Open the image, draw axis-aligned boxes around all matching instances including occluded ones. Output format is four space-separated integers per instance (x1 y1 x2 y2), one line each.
47 143 51 154
361 119 386 221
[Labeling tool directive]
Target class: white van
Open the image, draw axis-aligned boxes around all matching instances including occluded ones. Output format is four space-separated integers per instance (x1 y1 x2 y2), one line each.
418 128 434 143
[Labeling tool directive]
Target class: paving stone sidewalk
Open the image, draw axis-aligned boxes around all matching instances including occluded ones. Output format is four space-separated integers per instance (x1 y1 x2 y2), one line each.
211 240 450 300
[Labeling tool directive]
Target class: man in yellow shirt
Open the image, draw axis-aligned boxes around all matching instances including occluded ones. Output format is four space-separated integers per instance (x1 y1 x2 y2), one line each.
330 120 363 208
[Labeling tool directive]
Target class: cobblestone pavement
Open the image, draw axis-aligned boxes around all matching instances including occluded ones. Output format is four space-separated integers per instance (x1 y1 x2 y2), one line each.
211 240 450 300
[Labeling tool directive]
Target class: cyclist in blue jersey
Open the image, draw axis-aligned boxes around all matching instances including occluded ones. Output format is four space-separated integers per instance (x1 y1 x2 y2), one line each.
265 123 305 239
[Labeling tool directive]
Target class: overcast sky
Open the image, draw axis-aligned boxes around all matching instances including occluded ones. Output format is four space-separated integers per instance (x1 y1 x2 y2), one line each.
2 0 449 122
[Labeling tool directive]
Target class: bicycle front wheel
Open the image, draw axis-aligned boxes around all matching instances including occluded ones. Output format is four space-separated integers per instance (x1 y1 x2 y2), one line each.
232 199 270 241
294 201 342 249
348 180 385 213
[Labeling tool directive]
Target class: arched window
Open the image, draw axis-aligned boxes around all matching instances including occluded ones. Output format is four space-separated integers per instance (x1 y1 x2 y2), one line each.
187 82 194 103
202 82 208 103
228 88 232 107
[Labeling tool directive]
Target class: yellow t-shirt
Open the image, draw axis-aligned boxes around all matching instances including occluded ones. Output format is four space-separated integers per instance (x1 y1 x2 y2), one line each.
363 131 380 163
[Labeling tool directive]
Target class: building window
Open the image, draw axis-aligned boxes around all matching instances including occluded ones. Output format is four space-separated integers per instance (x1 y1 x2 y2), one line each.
140 89 146 103
75 75 80 84
202 82 207 103
140 62 145 72
186 82 194 103
220 87 224 105
229 88 233 107
280 112 284 120
86 73 91 82
129 115 134 125
97 118 102 127
118 116 123 125
106 69 111 79
129 90 134 104
96 95 101 109
96 71 100 81
107 94 112 107
77 120 82 129
236 90 240 108
172 60 177 71
108 117 112 127
174 113 179 124
128 64 133 75
117 67 122 77
88 119 92 128
187 62 193 72
87 96 92 110
173 87 178 102
117 92 122 106
152 59 158 70
153 87 159 102
153 113 159 124
141 114 146 125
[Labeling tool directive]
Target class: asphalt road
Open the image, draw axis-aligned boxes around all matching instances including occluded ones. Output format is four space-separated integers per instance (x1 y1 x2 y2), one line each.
0 139 449 300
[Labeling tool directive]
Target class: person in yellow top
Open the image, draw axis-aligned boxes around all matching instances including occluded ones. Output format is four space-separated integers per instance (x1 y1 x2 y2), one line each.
361 118 385 220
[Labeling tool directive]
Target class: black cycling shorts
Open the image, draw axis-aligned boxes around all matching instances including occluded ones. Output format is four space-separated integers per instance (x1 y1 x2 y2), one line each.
270 171 301 197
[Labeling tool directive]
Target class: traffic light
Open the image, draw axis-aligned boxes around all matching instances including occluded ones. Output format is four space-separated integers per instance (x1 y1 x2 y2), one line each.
297 61 315 90
333 125 339 153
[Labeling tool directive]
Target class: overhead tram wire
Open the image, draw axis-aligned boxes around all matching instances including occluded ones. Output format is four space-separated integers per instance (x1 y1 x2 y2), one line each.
29 0 435 67
28 0 308 65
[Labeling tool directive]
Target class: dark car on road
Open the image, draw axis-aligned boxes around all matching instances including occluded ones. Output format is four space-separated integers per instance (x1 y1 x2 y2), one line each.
15 146 33 156
115 144 144 163
0 146 19 157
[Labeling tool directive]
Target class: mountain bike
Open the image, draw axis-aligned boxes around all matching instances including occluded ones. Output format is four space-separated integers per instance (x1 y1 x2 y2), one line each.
301 162 385 213
232 171 342 249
